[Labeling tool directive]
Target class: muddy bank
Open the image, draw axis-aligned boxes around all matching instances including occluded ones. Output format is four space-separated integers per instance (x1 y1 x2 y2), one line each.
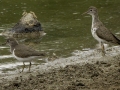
0 46 120 90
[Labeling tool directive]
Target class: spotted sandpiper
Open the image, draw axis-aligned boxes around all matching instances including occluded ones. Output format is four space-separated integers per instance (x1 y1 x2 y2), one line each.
5 38 45 72
83 6 120 55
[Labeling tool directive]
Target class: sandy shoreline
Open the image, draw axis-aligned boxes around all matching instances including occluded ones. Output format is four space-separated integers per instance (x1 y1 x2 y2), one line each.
0 46 120 89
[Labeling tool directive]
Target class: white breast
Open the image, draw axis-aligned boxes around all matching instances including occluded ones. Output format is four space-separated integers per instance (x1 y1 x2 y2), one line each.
91 27 105 43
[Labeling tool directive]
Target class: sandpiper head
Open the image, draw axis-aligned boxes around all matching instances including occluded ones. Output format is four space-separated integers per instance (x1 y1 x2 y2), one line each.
6 38 18 46
82 6 98 15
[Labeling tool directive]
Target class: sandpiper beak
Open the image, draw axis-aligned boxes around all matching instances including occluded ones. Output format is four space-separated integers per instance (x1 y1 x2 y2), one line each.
82 11 89 15
1 38 8 45
1 42 7 46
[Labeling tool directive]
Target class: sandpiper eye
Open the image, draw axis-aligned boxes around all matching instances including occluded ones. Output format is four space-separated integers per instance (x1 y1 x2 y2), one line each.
7 40 10 42
90 9 92 11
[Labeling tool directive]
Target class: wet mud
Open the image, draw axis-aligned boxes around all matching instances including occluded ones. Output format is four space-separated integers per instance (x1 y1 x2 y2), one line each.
0 47 120 90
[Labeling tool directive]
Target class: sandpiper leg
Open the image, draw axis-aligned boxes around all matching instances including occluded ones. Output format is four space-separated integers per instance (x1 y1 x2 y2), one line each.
22 62 25 72
101 43 106 56
28 62 32 72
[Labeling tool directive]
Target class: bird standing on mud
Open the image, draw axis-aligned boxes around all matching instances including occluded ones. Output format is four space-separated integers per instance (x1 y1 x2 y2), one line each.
83 6 120 55
4 38 45 72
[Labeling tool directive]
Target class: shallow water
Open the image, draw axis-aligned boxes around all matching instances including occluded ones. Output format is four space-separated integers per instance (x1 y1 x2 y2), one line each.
0 0 120 72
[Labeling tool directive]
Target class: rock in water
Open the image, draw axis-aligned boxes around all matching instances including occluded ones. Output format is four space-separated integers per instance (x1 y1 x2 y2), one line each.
2 11 46 39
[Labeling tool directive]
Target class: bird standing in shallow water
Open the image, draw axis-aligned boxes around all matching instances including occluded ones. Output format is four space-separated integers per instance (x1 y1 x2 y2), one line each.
5 38 45 72
83 6 120 55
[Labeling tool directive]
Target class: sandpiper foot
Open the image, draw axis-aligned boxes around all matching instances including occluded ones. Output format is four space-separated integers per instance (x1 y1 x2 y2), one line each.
101 49 106 56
